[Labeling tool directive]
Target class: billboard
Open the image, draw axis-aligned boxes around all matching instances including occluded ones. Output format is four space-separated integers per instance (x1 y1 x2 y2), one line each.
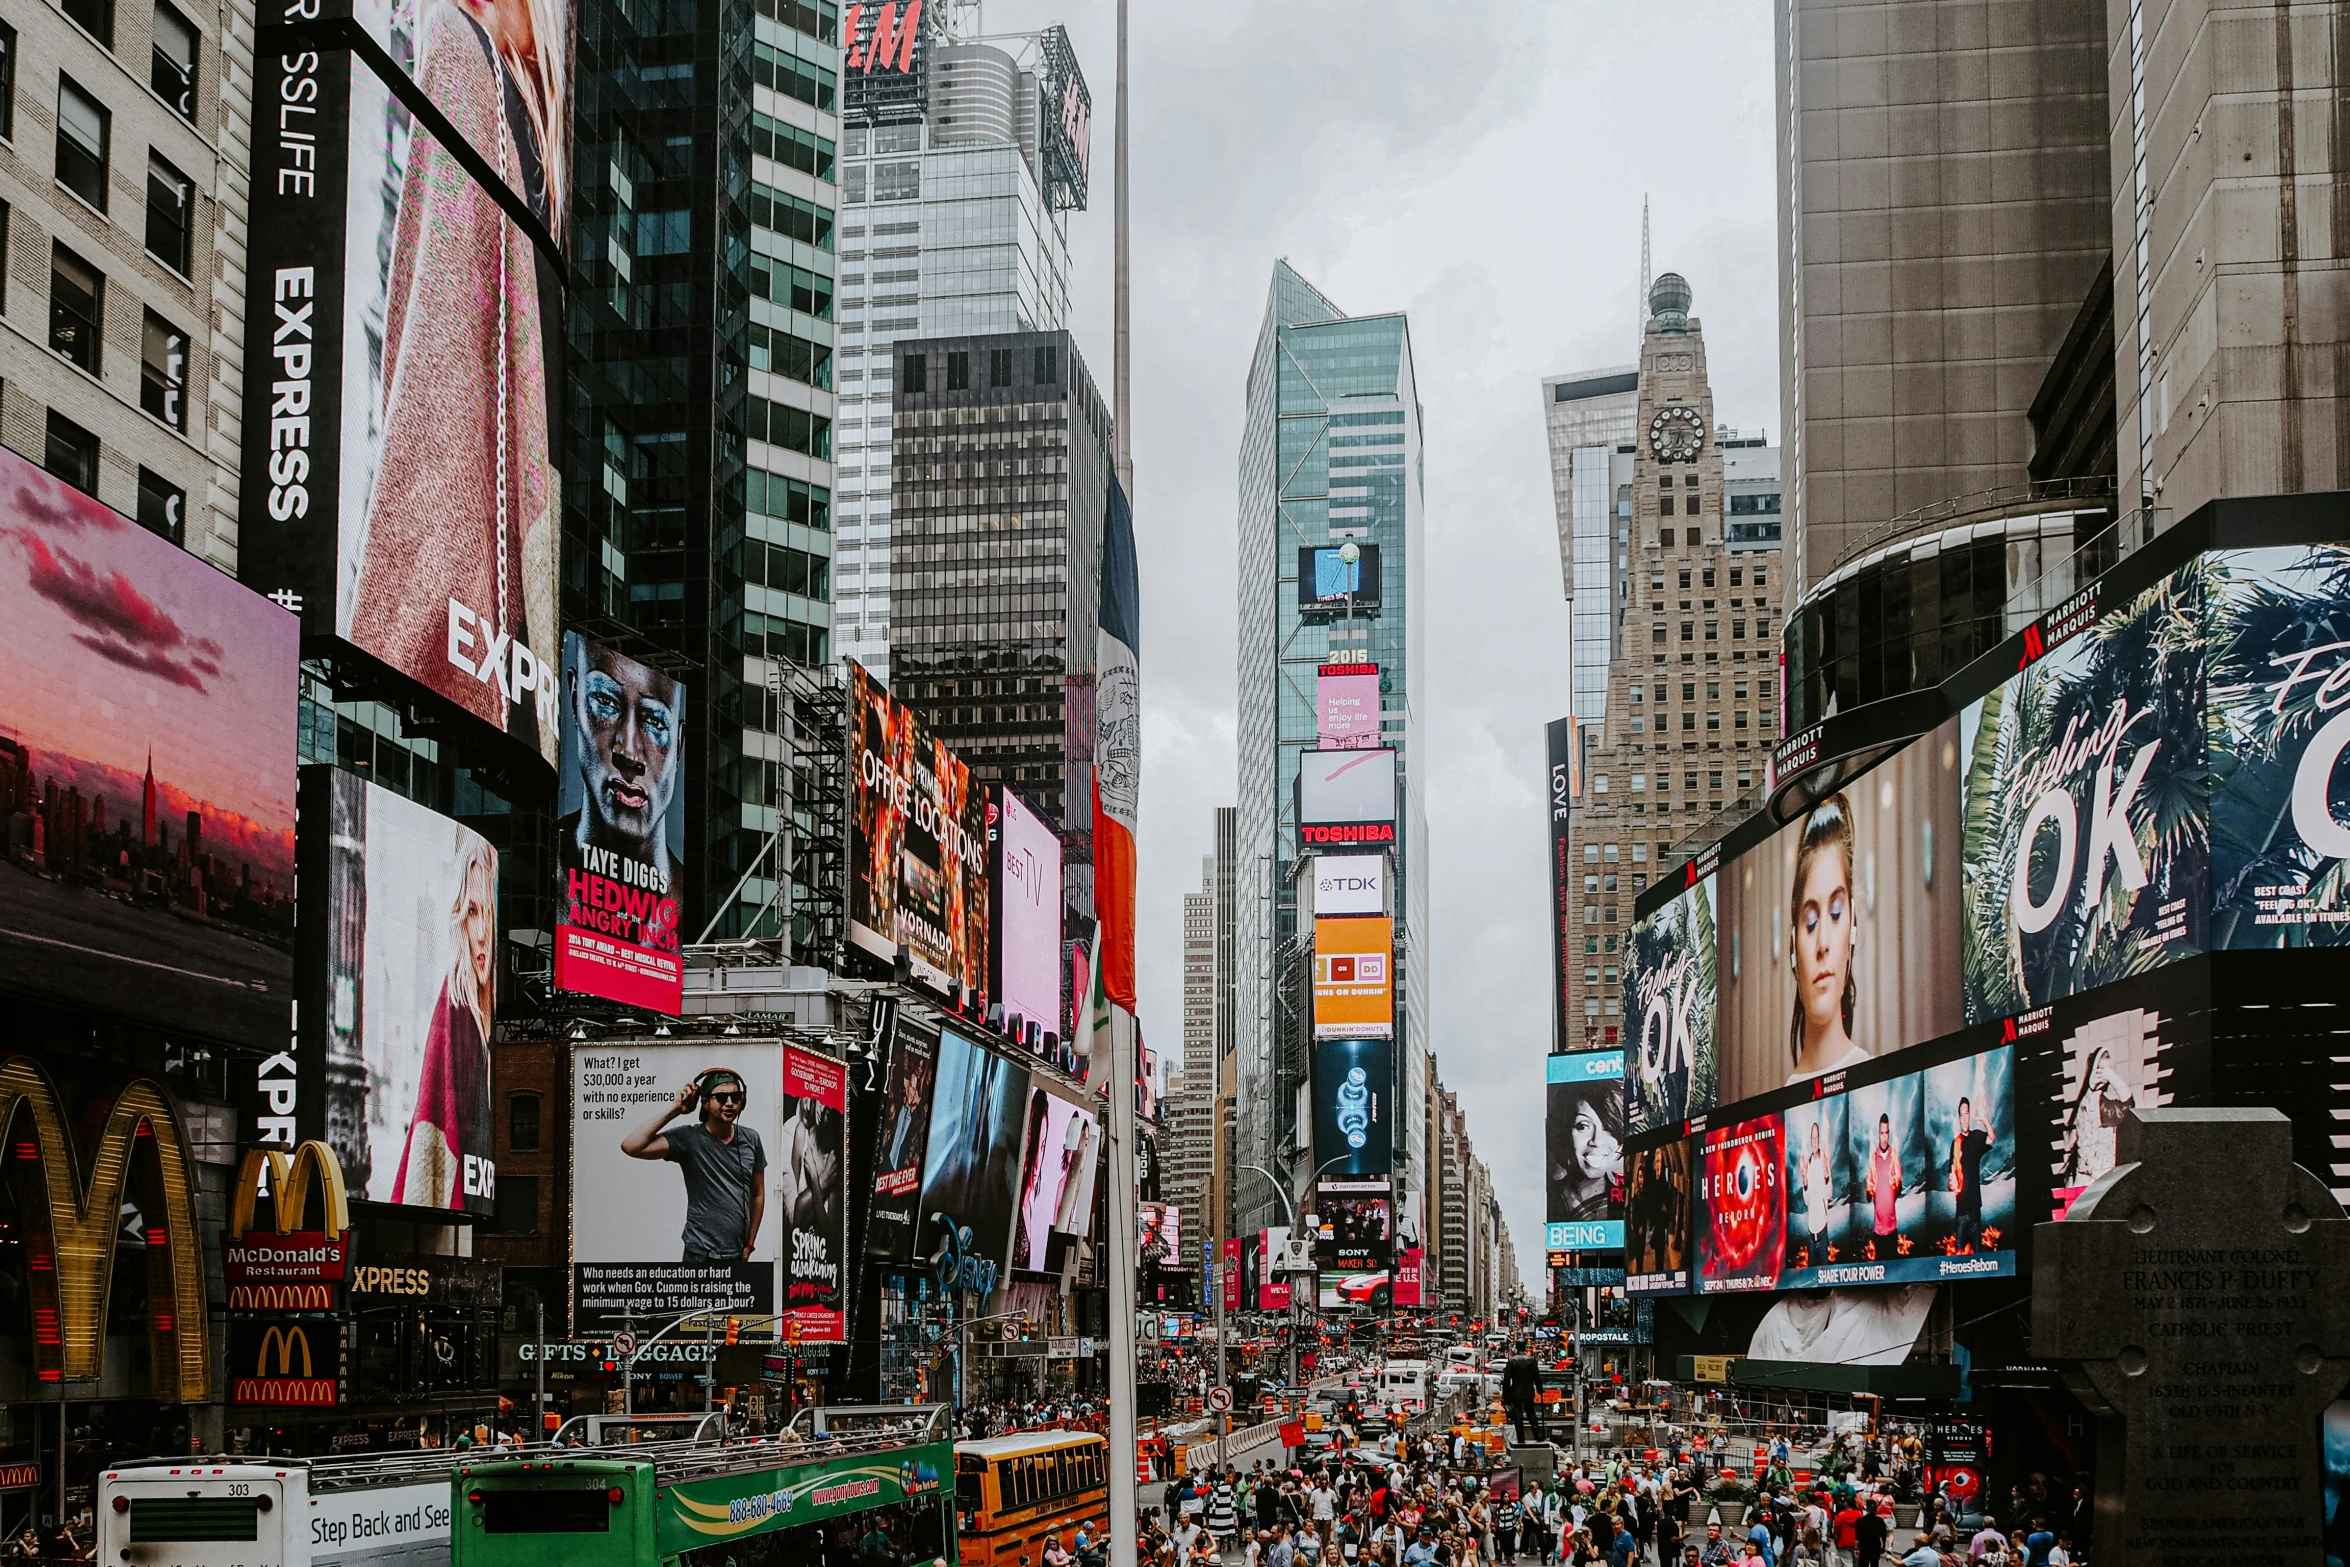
1299 748 1398 848
1312 1036 1393 1177
2208 547 2350 947
1626 874 1715 1135
1035 24 1091 211
848 661 989 993
1311 853 1386 916
1625 1138 1692 1295
990 786 1063 1045
1313 1178 1392 1270
1298 544 1383 613
1316 663 1382 749
240 49 561 768
1547 717 1576 1052
1960 570 2207 1018
1689 1044 2018 1296
868 1030 937 1261
569 1039 785 1327
302 768 499 1213
776 1046 847 1341
1545 1050 1625 1252
0 447 298 1050
307 0 574 247
1312 915 1394 1039
914 1030 1030 1279
1631 723 1969 1130
841 0 932 119
1009 1078 1099 1275
555 633 685 1012
1137 1202 1182 1267
1257 1228 1294 1310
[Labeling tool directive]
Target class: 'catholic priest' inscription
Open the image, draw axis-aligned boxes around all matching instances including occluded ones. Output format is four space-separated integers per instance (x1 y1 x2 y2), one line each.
2035 1107 2350 1566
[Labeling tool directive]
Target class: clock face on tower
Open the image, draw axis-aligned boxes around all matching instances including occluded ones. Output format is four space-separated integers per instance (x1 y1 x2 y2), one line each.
1649 405 1705 463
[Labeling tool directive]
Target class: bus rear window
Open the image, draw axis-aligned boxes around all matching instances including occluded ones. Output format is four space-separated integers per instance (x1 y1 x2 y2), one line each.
130 1498 260 1542
483 1490 614 1533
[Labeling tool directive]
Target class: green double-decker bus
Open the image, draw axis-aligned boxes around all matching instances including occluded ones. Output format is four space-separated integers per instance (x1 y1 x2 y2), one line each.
452 1406 955 1567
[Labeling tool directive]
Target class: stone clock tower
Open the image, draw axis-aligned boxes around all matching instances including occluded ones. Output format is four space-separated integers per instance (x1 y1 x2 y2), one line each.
1563 273 1784 1049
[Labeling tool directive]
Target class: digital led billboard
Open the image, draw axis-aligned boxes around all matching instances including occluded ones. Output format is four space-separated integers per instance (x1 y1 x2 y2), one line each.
1298 544 1382 613
1311 853 1387 916
1009 1078 1099 1274
241 50 561 769
915 1031 1029 1275
0 447 298 1050
1545 1050 1625 1252
848 661 989 993
1299 747 1398 849
1312 1036 1393 1177
1314 1178 1392 1270
569 1038 783 1328
555 633 685 1013
1625 1139 1692 1295
1626 873 1715 1135
1312 915 1393 1039
991 786 1063 1046
301 768 499 1214
867 1029 937 1261
1546 716 1577 1053
776 1045 847 1341
1317 664 1382 749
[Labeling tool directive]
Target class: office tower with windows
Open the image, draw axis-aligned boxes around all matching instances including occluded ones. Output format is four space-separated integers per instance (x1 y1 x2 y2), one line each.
563 0 841 943
0 0 247 559
1566 274 1783 1048
831 17 1092 681
1542 367 1639 733
1233 261 1428 1245
886 331 1109 870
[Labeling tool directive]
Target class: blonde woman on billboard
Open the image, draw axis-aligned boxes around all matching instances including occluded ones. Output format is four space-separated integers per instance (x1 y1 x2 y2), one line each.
352 0 565 755
394 834 497 1207
1787 794 1868 1083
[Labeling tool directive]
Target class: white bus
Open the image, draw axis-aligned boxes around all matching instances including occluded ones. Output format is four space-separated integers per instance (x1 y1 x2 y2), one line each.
101 1452 462 1567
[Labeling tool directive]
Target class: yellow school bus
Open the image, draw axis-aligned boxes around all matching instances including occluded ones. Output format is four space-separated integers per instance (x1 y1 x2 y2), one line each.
954 1431 1109 1567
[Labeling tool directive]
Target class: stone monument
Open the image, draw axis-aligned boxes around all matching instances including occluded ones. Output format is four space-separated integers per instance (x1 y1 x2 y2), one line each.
2035 1107 2350 1564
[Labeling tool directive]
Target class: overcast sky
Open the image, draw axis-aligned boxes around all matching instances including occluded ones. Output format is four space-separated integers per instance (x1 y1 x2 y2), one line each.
986 0 1777 1286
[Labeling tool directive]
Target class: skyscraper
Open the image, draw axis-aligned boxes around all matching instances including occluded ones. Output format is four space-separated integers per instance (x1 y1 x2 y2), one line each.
3 0 250 559
884 331 1111 851
563 0 842 942
830 18 1093 681
1542 368 1640 734
1564 275 1784 1048
1234 262 1428 1249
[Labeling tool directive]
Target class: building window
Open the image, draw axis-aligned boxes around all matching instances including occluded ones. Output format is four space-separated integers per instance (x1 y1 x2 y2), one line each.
64 0 113 47
509 1092 542 1151
151 2 198 118
0 22 15 139
44 412 99 496
902 353 926 392
1680 621 1693 643
1754 567 1768 587
492 1174 539 1236
946 350 969 390
50 245 104 373
136 467 184 543
142 311 188 429
1659 495 1673 516
872 160 919 201
1583 843 1598 862
1678 570 1691 589
1034 344 1058 384
146 153 194 274
988 347 1012 387
56 80 111 211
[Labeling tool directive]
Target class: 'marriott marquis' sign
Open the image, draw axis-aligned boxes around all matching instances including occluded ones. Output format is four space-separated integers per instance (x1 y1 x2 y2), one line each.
2035 1108 2350 1566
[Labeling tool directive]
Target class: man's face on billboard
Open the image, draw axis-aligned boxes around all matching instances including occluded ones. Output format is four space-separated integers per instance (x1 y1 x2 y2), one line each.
576 645 679 852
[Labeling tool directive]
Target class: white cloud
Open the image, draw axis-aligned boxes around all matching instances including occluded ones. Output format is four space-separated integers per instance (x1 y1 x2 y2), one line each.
978 0 1774 1292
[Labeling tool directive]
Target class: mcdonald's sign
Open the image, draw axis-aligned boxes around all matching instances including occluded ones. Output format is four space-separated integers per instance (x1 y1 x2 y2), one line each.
0 1058 210 1401
229 1319 342 1406
223 1142 351 1309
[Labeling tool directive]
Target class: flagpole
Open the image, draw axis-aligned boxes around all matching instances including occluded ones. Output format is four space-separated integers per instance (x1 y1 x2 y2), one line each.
1104 994 1142 1567
1112 0 1132 494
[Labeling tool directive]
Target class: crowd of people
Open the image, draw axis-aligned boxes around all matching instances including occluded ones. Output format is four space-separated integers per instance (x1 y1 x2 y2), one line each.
958 1399 1110 1441
1103 1392 2086 1567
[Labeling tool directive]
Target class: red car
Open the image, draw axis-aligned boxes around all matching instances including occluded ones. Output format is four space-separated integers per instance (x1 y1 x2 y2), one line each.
1334 1270 1391 1309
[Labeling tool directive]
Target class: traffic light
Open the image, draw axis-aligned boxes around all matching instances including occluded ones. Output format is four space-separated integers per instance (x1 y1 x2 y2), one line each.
725 1318 742 1345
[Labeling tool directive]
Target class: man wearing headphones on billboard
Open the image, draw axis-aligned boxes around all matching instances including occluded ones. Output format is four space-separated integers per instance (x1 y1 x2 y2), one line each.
622 1069 765 1262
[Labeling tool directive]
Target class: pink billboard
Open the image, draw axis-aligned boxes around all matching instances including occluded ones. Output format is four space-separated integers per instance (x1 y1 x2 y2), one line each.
1317 664 1381 749
991 785 1064 1045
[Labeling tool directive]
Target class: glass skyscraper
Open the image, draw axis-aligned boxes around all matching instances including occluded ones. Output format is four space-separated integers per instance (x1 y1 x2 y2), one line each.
1234 263 1429 1248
